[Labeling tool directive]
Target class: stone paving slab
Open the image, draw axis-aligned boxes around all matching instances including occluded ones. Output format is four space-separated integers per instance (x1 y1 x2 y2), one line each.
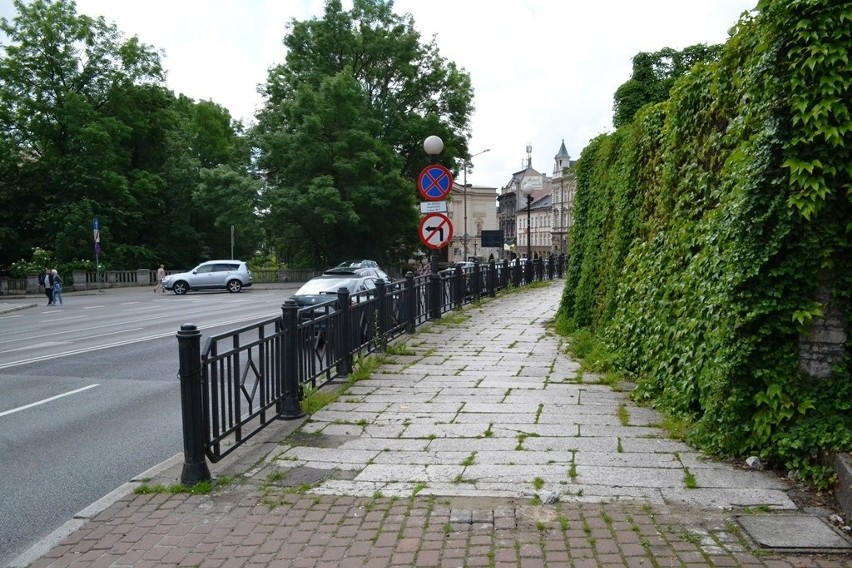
737 514 852 551
268 286 807 515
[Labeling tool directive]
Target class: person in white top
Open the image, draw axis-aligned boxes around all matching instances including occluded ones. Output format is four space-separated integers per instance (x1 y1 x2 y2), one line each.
51 269 63 305
153 264 166 293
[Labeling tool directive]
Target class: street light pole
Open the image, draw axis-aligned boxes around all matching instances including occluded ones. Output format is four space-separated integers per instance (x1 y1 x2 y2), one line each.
423 135 444 320
521 182 535 282
462 148 490 261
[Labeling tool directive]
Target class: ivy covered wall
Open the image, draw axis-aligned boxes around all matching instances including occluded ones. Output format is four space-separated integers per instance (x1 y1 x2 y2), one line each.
558 0 850 486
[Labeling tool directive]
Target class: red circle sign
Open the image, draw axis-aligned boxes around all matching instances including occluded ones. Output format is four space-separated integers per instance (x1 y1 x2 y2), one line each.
417 165 454 201
418 212 454 250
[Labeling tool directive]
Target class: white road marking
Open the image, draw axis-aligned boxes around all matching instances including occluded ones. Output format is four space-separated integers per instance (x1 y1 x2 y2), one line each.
1 341 72 353
0 315 272 370
0 384 99 418
0 310 228 344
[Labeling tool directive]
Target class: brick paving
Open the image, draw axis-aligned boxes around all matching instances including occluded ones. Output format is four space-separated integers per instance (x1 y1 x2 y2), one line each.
27 490 850 567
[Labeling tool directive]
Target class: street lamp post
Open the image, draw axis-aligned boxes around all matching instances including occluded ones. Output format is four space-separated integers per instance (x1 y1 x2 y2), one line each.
521 182 535 283
423 135 444 320
462 148 490 261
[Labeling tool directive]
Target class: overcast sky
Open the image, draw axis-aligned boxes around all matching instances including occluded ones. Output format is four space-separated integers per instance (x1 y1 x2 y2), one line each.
10 0 756 189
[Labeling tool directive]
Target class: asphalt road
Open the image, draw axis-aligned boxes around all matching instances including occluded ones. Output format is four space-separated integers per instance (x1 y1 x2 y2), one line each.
0 285 300 566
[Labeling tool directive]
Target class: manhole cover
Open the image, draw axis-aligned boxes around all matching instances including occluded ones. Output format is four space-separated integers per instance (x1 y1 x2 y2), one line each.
737 515 852 552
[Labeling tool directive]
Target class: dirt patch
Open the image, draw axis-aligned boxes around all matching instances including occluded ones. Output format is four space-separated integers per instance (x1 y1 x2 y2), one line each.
284 430 353 448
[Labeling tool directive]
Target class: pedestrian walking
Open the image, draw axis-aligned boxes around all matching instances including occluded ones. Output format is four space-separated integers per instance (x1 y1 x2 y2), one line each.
51 269 64 305
41 268 54 305
153 264 165 293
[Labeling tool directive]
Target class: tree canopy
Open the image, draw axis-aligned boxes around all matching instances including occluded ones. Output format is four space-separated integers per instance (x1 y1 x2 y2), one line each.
0 0 261 273
1 0 475 273
252 0 475 268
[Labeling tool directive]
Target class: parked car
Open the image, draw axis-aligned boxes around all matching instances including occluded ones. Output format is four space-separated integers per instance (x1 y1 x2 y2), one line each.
289 271 380 312
324 265 392 283
162 260 253 295
439 261 474 276
334 259 380 270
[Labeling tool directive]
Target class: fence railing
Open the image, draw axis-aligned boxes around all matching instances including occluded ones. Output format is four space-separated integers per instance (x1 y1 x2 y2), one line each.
0 277 28 296
2 261 566 296
1 267 331 295
176 255 567 484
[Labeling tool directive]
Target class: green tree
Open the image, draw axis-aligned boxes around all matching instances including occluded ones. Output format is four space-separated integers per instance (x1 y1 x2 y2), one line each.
0 0 164 267
193 164 264 261
612 44 722 128
253 0 474 267
0 0 262 271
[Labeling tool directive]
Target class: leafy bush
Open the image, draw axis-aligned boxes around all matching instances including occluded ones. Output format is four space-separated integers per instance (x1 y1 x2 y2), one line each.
10 247 101 282
558 0 851 488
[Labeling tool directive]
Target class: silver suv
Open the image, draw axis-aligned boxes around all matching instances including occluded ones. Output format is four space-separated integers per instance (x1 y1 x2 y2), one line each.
162 260 253 295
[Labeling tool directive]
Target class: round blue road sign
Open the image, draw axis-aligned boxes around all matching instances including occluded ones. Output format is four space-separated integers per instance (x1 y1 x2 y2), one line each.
417 165 454 201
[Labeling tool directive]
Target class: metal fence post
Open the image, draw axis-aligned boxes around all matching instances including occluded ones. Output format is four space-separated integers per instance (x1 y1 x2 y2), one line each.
376 279 387 350
454 265 463 308
487 260 496 297
279 300 305 420
336 287 352 375
472 260 481 301
547 254 554 280
429 273 441 320
177 324 211 485
405 272 416 334
501 258 508 290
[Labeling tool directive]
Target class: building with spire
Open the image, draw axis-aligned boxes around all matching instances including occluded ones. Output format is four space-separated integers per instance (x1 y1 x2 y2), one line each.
551 139 577 252
497 143 559 260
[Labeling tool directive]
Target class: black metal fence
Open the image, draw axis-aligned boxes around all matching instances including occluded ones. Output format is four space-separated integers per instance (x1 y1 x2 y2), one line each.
177 255 566 484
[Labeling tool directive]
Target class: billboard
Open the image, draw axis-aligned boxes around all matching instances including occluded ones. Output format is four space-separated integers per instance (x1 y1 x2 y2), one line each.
480 230 504 248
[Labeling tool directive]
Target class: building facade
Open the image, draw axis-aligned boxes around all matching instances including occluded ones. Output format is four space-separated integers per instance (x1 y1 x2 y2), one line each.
446 181 499 263
497 144 556 260
551 140 577 253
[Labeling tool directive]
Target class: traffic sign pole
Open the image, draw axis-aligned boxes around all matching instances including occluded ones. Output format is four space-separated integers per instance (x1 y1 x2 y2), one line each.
418 138 449 321
93 218 101 291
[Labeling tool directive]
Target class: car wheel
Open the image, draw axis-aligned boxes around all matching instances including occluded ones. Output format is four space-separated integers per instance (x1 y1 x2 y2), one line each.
227 279 242 293
173 281 189 295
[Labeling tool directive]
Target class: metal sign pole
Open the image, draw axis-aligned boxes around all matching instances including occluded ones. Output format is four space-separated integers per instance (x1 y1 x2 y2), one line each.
93 218 101 292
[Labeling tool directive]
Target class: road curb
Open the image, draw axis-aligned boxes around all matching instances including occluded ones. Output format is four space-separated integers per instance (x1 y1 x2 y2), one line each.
0 302 37 314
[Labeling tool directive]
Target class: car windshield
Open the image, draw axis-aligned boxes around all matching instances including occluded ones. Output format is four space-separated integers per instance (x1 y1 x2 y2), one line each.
295 277 362 296
336 259 381 269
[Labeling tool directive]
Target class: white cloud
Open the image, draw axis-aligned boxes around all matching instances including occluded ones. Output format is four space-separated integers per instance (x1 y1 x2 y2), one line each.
72 0 755 189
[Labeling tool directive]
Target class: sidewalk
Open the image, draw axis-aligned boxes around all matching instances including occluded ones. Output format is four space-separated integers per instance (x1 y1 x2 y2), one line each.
16 282 851 567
